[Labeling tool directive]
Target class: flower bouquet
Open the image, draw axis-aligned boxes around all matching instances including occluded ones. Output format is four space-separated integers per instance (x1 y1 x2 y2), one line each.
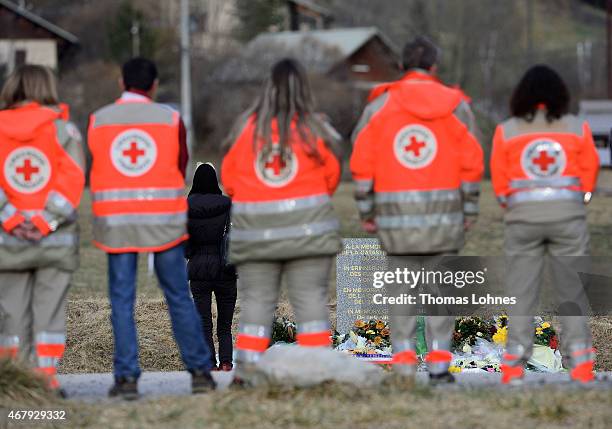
334 319 393 360
450 315 562 373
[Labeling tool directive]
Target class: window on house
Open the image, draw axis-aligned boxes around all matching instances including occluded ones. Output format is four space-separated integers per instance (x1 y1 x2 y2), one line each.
351 64 371 73
14 50 27 68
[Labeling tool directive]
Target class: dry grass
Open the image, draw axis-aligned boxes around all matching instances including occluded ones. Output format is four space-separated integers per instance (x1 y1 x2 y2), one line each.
591 317 612 371
60 298 183 374
0 358 57 407
56 382 612 429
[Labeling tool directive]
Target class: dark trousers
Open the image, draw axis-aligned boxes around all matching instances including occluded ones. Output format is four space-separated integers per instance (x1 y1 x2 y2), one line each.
190 278 237 366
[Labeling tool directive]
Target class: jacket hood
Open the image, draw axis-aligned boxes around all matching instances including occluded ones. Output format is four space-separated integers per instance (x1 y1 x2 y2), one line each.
189 162 222 196
188 194 231 219
393 80 463 120
0 103 62 142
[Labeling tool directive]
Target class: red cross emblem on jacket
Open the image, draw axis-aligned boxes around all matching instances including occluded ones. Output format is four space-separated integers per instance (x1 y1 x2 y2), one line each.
521 139 566 178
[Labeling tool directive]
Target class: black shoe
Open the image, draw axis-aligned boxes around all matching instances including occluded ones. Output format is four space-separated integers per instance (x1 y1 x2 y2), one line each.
53 388 68 399
191 369 216 394
429 371 456 385
108 376 139 400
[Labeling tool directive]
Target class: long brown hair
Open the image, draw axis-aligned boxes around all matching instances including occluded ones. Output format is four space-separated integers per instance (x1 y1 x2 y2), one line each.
224 58 339 161
1 65 59 109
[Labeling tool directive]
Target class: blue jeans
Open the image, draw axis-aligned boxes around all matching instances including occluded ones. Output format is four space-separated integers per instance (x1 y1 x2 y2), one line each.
108 243 212 379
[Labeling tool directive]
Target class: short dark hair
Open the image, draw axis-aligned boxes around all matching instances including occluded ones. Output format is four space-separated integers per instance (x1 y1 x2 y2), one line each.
402 36 439 71
122 57 158 92
510 65 570 122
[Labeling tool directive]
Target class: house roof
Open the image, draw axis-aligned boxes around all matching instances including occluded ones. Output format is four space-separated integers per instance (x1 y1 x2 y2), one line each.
213 27 397 83
251 27 390 60
0 0 79 44
289 0 333 18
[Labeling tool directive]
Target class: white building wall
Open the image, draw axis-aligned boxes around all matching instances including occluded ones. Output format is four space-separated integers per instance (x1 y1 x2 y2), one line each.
195 0 240 54
0 39 57 72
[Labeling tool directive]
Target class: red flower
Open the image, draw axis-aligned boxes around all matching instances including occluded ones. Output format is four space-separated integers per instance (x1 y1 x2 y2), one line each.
549 335 559 350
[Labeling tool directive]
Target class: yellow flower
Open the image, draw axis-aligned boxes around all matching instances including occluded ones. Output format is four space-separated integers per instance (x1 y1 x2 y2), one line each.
354 320 366 328
374 336 383 345
541 322 551 329
493 326 507 345
536 327 543 335
366 330 375 335
375 321 386 330
449 366 462 373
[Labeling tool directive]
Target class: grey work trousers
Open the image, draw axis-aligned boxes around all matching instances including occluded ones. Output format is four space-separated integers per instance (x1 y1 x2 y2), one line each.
503 218 592 367
0 268 71 364
388 254 456 374
235 256 333 363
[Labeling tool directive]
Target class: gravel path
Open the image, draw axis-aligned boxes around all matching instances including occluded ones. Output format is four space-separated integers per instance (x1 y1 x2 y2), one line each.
58 371 612 402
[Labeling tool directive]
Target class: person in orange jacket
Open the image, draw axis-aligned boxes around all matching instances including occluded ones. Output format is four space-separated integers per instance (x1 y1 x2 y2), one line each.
490 65 599 385
0 65 85 395
351 36 484 383
222 58 342 383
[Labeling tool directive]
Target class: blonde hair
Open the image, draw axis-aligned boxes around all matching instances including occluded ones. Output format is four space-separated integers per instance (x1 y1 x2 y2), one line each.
223 58 340 161
1 65 59 108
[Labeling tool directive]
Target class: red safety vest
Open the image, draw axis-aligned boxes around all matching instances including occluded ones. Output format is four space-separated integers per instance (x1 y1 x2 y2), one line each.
88 95 187 253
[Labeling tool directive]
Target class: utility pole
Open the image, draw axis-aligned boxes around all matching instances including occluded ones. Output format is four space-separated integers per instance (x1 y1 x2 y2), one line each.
180 0 194 161
608 0 612 98
131 19 140 57
526 0 534 66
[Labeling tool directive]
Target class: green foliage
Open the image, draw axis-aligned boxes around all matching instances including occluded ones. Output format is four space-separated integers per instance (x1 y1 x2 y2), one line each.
107 1 157 63
452 316 494 349
235 0 286 42
271 317 297 343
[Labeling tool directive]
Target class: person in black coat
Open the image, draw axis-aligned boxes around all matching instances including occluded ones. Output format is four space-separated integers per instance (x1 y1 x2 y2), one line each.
187 163 237 371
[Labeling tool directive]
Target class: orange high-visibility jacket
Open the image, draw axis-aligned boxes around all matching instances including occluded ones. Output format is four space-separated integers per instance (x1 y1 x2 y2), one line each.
0 102 85 271
368 70 472 104
490 110 599 219
221 115 342 264
88 94 188 253
351 73 484 254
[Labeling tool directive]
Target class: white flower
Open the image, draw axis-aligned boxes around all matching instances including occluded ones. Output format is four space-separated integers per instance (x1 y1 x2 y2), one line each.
476 332 483 337
462 343 472 354
354 336 368 352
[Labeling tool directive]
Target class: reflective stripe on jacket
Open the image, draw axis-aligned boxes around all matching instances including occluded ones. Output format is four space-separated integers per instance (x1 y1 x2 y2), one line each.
490 111 599 223
351 72 483 255
221 116 342 264
88 94 188 253
0 103 85 271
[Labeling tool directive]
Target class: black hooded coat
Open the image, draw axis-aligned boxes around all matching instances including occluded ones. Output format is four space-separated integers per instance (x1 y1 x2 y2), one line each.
186 163 236 281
